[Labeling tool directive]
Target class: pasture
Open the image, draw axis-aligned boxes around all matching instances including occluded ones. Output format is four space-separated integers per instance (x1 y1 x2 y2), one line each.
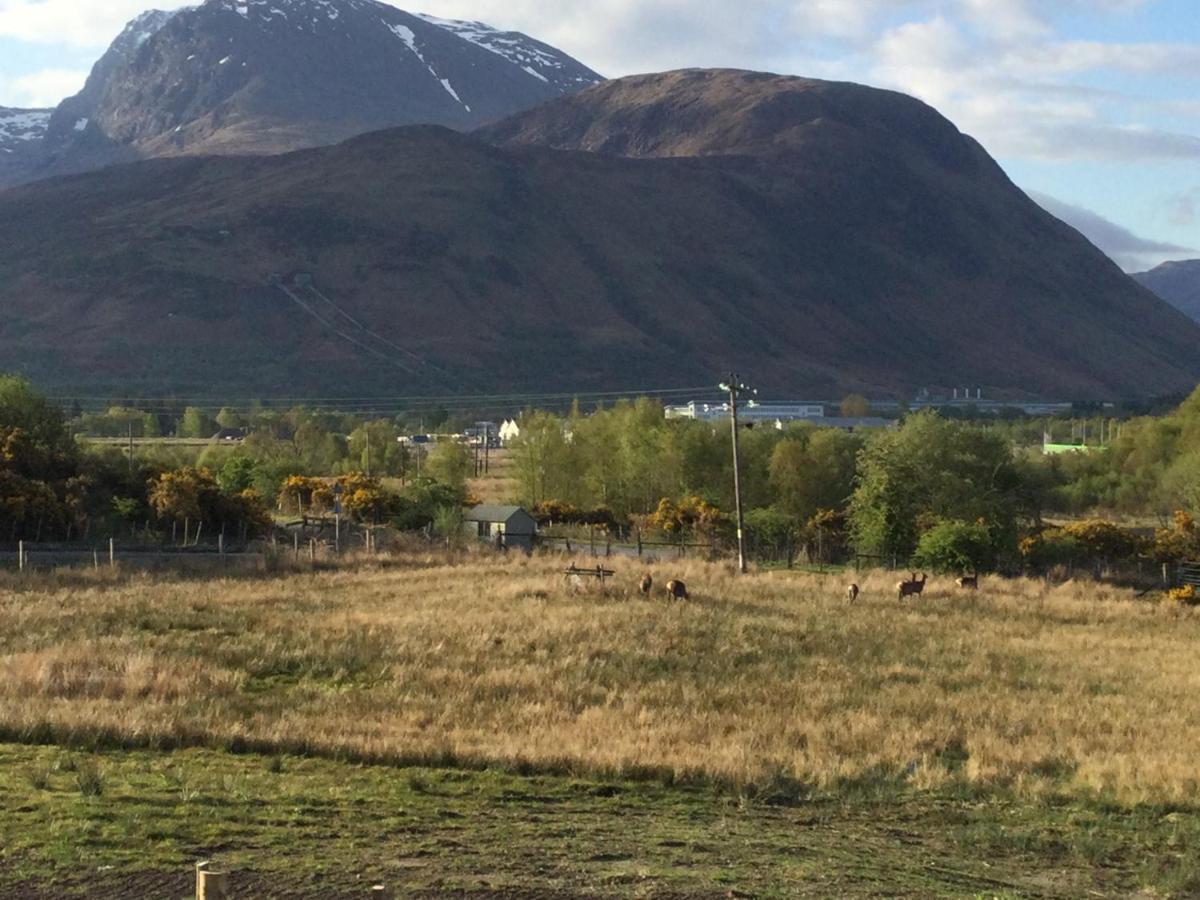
2 553 1199 896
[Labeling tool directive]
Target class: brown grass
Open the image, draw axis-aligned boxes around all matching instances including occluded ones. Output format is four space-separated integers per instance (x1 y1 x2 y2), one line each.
0 555 1197 803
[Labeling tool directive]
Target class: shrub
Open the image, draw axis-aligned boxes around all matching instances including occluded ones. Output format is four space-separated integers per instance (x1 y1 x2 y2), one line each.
1059 519 1146 562
1166 585 1197 606
75 761 104 797
1020 530 1082 570
912 519 995 574
1153 511 1200 564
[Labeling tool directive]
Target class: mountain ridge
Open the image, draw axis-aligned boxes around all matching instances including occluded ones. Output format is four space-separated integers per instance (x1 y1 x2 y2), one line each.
0 0 602 187
1134 259 1200 323
0 69 1196 400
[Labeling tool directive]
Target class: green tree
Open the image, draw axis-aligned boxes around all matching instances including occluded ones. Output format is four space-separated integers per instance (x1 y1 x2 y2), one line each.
426 440 473 491
849 412 1022 562
179 407 213 439
215 407 245 430
511 412 579 507
769 427 862 521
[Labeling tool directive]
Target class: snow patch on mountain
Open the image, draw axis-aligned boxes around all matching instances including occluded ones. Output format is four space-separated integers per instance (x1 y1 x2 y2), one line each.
385 21 469 110
419 13 599 90
0 109 51 146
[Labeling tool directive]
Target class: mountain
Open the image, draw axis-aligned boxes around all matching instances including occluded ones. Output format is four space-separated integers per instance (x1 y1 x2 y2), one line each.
0 107 52 172
1134 260 1200 324
0 69 1197 400
0 0 601 187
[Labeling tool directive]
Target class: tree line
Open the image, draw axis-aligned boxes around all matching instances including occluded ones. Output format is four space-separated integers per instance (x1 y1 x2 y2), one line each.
507 391 1200 573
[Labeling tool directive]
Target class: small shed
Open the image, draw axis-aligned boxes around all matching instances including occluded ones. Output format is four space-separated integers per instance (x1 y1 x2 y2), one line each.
463 505 537 553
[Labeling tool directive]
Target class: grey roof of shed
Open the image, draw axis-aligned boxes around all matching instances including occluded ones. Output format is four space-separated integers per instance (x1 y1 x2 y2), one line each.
463 505 534 523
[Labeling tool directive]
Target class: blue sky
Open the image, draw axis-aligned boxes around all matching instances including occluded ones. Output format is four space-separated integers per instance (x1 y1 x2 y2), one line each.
0 0 1196 270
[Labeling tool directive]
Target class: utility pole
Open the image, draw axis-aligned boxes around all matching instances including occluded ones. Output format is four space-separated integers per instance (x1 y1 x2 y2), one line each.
720 374 755 574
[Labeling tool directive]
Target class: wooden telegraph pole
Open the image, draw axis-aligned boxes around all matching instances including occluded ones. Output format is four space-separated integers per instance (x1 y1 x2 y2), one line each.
721 375 755 574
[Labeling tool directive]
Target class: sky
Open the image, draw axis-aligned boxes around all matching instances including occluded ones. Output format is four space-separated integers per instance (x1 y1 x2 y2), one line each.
0 0 1197 271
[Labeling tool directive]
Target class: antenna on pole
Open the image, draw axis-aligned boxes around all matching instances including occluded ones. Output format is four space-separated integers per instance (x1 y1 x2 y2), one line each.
719 374 755 574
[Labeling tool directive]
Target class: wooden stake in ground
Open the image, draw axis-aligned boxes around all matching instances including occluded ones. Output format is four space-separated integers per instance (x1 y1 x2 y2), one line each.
195 861 228 899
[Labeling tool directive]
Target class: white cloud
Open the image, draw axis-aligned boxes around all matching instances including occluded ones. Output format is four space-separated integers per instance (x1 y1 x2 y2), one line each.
1032 191 1193 271
0 0 1194 168
0 0 174 46
865 10 1200 165
0 67 87 107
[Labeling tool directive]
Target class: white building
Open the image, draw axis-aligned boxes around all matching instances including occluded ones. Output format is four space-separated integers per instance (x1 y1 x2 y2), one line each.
498 419 521 445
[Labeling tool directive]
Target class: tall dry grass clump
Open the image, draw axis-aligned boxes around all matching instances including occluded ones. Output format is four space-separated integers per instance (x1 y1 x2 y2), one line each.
0 556 1197 802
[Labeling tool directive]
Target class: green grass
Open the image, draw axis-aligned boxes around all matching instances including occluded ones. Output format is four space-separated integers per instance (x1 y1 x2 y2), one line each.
2 743 1199 898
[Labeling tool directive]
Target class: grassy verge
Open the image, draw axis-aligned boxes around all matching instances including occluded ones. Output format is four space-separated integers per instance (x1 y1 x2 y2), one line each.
2 743 1199 898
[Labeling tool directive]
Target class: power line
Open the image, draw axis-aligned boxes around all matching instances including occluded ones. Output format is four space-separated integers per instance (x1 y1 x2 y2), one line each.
51 386 714 404
55 390 725 421
52 387 718 412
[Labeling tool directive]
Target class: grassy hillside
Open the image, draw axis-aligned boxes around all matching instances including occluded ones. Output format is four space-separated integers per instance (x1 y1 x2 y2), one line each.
1 74 1198 399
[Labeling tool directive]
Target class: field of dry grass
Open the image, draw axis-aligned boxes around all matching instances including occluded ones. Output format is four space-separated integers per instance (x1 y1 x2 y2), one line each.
1 552 1197 807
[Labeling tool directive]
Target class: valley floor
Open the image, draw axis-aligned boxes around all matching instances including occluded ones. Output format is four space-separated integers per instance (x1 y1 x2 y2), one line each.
1 555 1199 896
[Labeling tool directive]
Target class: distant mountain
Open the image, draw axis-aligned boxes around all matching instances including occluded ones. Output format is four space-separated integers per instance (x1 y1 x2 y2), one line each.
1134 260 1200 323
0 0 602 187
0 107 52 172
0 69 1197 400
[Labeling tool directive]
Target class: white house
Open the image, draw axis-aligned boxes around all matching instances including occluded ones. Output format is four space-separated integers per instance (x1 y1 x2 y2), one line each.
498 419 521 445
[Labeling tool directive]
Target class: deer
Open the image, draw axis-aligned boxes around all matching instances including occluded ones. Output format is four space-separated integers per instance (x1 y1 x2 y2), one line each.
639 573 654 595
955 573 979 590
666 579 689 601
896 572 927 601
846 583 860 603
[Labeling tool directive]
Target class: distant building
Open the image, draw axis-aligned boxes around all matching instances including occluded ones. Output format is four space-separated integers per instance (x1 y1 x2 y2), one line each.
498 419 521 445
212 427 247 442
463 505 538 552
464 421 500 447
665 401 825 423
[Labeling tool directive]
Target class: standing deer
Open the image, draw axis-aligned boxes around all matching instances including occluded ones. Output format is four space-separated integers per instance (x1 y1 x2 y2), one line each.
666 579 689 601
896 572 927 600
639 573 654 595
955 573 979 590
846 583 860 602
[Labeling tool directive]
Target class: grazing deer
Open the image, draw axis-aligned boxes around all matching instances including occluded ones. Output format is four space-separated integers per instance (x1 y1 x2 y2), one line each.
666 579 689 601
846 583 860 602
955 573 978 590
639 573 654 595
896 572 927 601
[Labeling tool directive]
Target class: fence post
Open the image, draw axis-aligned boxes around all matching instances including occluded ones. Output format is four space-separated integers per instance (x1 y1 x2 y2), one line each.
636 528 643 558
195 861 228 899
1163 563 1171 588
18 540 23 572
109 538 115 569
